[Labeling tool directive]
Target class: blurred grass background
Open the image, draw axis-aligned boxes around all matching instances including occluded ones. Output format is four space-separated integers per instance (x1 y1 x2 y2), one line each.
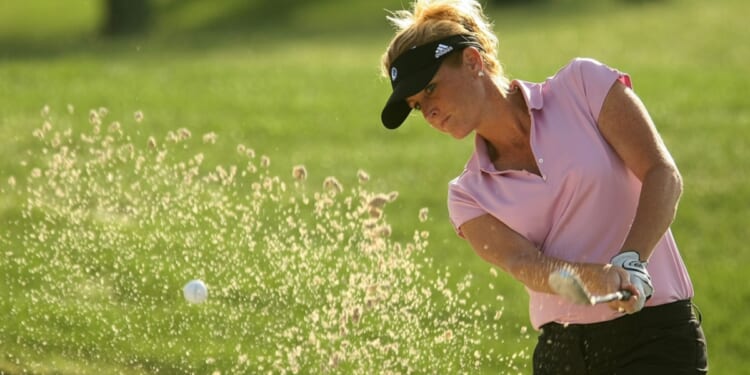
1 0 748 373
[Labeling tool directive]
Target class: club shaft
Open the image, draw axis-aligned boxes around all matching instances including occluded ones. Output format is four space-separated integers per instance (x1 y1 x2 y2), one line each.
591 290 632 304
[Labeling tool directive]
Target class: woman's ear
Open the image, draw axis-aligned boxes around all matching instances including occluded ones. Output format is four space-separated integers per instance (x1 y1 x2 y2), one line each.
462 47 484 75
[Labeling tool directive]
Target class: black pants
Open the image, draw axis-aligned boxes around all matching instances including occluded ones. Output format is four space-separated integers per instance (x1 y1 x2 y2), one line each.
534 300 708 374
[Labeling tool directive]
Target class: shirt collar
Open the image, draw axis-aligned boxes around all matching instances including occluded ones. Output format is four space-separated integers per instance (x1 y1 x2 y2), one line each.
512 79 544 110
467 79 544 173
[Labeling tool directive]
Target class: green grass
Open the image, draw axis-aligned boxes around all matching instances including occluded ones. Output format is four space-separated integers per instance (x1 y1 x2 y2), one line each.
1 0 748 373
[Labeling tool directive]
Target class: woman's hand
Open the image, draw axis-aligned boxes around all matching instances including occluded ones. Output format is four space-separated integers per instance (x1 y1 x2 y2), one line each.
581 263 644 314
610 251 654 313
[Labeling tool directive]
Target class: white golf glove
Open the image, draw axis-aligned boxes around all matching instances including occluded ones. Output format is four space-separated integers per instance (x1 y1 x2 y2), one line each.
610 250 653 313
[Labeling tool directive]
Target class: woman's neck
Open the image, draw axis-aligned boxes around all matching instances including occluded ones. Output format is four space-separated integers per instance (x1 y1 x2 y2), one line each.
479 87 532 159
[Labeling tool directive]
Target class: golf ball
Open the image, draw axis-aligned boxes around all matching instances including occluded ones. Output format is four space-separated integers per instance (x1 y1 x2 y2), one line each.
183 279 208 304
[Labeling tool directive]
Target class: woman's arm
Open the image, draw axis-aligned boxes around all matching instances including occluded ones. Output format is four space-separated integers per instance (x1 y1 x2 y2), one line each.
460 214 634 301
598 80 683 261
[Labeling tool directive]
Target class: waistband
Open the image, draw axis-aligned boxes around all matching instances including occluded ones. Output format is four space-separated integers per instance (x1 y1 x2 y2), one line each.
540 299 697 335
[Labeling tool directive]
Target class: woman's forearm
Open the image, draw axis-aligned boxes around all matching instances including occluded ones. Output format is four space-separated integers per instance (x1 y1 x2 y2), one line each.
620 164 683 260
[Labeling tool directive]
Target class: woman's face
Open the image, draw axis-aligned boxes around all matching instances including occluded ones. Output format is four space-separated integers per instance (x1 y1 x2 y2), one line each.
405 49 484 139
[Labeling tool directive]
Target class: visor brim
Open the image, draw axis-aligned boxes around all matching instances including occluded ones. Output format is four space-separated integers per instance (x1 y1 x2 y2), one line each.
380 62 442 129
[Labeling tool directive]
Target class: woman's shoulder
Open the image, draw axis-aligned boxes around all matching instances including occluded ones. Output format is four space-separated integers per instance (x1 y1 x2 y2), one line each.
448 167 478 189
548 57 615 83
542 57 629 102
555 57 612 76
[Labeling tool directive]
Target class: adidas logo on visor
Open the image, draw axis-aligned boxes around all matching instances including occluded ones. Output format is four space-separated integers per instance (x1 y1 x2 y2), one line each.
434 44 453 58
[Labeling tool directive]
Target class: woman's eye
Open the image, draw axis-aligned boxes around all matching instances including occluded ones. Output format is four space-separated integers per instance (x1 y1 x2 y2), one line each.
425 83 436 95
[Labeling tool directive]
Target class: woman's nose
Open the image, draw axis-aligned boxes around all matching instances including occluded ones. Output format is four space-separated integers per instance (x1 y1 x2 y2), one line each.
422 107 438 120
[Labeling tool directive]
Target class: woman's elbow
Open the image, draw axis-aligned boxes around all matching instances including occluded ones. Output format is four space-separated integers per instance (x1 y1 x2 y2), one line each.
668 163 683 200
651 161 683 198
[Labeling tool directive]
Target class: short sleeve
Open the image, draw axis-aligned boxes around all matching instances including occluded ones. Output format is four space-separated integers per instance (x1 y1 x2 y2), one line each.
447 178 486 237
565 58 632 121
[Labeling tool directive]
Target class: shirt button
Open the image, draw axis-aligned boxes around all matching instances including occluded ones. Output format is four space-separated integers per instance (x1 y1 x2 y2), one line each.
538 158 544 164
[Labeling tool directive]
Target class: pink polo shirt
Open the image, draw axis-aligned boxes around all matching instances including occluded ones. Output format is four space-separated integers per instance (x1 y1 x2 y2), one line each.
447 58 694 330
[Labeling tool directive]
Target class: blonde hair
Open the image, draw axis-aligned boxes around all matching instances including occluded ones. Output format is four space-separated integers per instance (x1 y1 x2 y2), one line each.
381 0 509 93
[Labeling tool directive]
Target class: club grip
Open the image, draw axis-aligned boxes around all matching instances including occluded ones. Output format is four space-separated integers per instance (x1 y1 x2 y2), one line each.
619 289 632 301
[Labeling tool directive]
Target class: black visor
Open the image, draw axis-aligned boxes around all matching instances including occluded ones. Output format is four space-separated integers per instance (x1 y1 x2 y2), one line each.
381 34 481 129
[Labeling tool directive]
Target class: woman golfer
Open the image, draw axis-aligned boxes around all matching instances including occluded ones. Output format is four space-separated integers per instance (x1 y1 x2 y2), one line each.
379 0 708 373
